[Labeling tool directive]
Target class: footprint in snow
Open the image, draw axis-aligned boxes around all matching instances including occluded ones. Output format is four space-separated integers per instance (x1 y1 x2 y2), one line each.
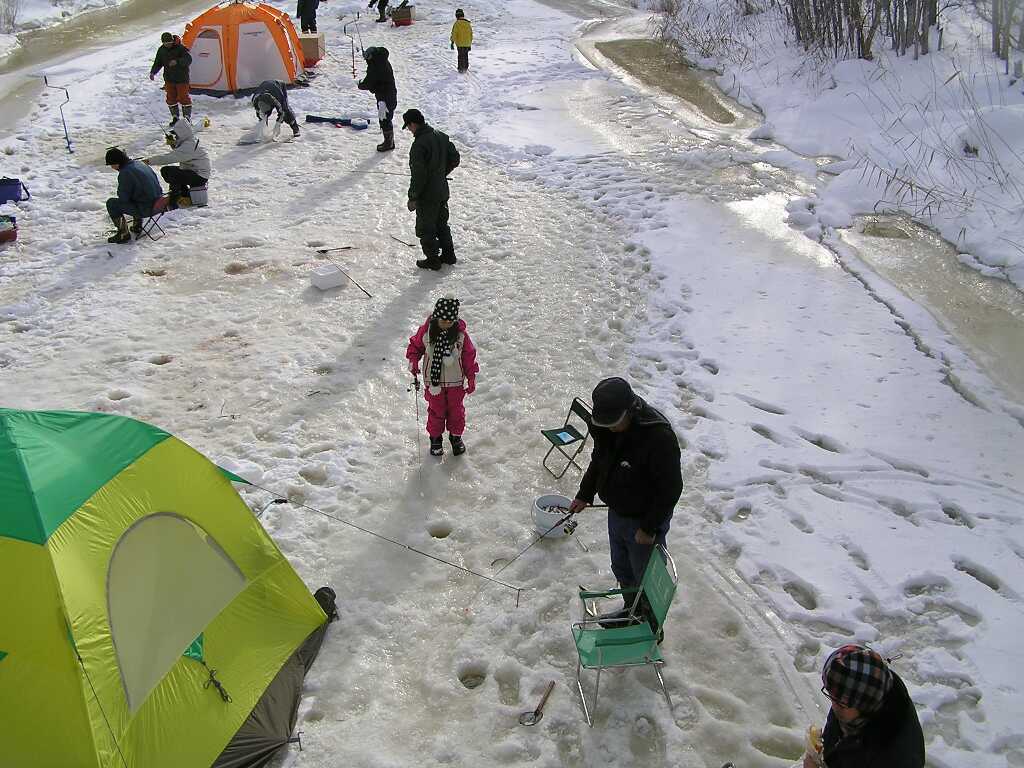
736 393 787 415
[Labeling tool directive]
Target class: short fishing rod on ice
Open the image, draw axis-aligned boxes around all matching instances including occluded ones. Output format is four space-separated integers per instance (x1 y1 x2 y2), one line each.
494 504 607 577
246 480 524 604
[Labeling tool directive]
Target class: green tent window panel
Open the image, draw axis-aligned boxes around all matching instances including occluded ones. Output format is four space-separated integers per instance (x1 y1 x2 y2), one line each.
107 513 246 713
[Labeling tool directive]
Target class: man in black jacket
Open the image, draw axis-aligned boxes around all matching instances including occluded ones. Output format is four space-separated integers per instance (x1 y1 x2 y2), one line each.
569 378 682 623
150 32 192 125
805 645 925 768
104 147 163 244
296 0 319 32
252 80 300 138
402 108 460 270
358 47 397 152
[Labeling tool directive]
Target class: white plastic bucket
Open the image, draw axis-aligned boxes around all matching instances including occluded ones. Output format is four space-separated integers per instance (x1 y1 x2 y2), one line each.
190 186 208 206
311 264 346 290
532 493 572 537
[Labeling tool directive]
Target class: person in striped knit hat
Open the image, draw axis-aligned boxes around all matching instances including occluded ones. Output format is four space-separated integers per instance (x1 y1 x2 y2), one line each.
405 296 478 457
803 644 924 768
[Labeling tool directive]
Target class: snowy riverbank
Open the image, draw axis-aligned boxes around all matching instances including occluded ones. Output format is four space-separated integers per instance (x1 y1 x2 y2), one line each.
647 0 1024 292
1 0 1022 766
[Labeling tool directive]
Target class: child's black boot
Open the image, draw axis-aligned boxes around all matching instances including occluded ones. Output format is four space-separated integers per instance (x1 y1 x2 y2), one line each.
429 436 444 456
450 434 466 456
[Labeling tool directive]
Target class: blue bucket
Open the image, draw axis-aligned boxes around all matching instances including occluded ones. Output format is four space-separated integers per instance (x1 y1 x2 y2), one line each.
0 178 30 205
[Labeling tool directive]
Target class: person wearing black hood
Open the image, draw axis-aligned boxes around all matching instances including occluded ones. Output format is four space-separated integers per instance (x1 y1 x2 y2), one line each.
802 645 925 768
150 32 193 125
568 377 683 628
252 80 300 138
358 47 398 152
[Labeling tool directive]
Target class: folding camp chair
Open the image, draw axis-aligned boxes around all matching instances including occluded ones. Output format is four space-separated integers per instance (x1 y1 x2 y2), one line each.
540 397 592 479
571 545 678 726
136 196 170 241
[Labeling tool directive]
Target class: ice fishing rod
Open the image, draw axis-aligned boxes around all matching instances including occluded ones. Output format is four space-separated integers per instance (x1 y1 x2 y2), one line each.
494 504 607 577
245 480 524 602
390 234 416 248
43 76 73 154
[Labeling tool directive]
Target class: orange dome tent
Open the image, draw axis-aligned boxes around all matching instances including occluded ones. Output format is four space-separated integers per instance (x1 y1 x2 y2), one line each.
183 0 305 95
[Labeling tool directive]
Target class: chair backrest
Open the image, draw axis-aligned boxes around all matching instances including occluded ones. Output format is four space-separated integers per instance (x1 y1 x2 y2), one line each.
569 398 592 429
640 547 677 629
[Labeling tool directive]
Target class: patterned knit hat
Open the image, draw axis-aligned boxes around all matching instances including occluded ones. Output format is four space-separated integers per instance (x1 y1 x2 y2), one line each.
433 297 459 322
822 645 893 713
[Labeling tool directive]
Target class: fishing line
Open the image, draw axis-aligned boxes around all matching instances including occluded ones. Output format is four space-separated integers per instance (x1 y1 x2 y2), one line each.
494 504 607 577
245 481 523 601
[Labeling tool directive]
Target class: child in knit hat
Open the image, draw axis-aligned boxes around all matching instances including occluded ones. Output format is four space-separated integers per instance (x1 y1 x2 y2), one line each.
802 644 924 768
405 297 479 456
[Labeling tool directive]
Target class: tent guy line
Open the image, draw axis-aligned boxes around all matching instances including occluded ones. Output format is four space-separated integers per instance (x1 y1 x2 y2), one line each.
244 481 525 603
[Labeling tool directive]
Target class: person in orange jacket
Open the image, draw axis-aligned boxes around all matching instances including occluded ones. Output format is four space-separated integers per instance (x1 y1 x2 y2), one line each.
450 9 473 73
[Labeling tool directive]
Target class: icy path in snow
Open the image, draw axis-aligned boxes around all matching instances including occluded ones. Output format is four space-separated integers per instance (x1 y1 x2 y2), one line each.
2 0 1023 766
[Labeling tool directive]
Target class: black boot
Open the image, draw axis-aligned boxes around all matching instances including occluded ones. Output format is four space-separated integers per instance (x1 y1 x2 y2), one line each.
130 217 143 239
376 130 395 152
440 250 457 265
168 105 180 126
597 605 642 629
107 216 131 244
429 436 443 456
416 257 442 271
182 105 193 122
449 434 466 455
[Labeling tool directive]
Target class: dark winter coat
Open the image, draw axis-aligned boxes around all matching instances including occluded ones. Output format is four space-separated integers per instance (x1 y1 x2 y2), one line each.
576 400 683 533
296 0 319 18
407 124 460 207
150 38 192 84
357 47 397 106
253 80 298 128
116 160 162 210
822 673 925 768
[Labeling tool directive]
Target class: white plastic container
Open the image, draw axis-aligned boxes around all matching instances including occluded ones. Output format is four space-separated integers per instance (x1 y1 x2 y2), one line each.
311 264 346 290
532 493 572 537
190 186 208 207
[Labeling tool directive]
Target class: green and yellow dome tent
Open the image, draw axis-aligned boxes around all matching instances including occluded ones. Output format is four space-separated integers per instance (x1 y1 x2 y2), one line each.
0 408 334 768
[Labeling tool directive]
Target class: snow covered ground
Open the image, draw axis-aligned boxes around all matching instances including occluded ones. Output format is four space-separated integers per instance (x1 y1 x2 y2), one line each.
646 0 1024 292
1 0 1023 766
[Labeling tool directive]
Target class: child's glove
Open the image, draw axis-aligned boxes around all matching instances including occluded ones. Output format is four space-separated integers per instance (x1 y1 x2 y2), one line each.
407 198 417 212
450 42 454 49
291 123 300 137
464 378 476 395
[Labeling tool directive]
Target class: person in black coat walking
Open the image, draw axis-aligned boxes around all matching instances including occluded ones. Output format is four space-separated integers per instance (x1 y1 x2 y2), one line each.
150 32 193 125
296 0 319 32
569 377 683 625
803 645 925 768
358 47 398 152
402 109 461 270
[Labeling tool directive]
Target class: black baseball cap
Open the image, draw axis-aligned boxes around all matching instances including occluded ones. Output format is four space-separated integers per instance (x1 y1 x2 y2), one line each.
591 377 638 427
401 108 424 130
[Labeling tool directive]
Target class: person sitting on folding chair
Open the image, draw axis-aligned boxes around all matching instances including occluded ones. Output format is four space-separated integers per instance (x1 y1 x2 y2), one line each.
143 118 211 209
104 147 162 244
568 377 683 630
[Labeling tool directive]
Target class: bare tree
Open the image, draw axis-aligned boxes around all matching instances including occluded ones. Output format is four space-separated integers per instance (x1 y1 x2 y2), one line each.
0 0 21 34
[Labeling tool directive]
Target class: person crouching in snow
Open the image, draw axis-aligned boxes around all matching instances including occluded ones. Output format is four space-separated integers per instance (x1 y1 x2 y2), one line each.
252 80 300 139
104 146 162 244
406 296 478 457
143 119 211 209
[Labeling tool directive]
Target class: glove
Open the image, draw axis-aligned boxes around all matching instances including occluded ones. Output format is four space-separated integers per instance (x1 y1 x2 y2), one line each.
292 123 300 137
149 73 155 81
407 198 416 212
450 42 455 49
465 378 476 395
272 122 282 139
